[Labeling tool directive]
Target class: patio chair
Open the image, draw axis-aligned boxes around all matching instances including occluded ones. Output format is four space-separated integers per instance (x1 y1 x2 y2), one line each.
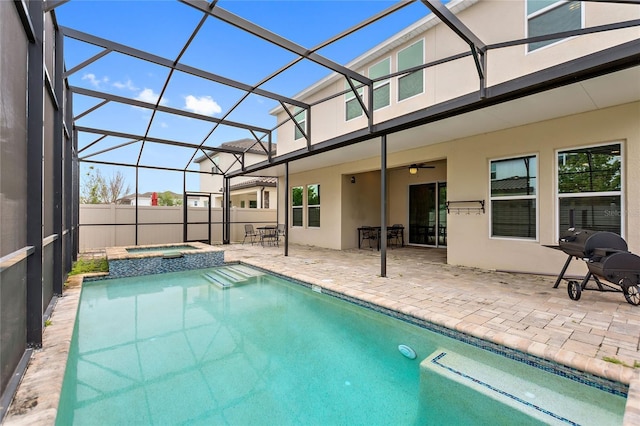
387 224 403 247
243 224 258 245
277 224 285 239
360 226 378 249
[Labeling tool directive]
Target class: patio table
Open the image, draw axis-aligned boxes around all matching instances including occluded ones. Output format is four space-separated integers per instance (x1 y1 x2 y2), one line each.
357 226 404 250
257 226 279 247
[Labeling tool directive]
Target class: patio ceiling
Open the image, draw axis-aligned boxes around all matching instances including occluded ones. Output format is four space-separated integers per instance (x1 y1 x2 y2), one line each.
51 0 640 180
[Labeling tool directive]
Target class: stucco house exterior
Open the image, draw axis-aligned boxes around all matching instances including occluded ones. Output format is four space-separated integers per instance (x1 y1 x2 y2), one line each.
196 139 278 209
230 0 640 276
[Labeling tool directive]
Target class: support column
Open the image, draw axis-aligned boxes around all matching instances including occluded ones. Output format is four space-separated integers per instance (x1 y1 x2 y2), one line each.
223 176 231 244
380 135 387 278
26 0 44 347
52 22 64 295
284 163 289 256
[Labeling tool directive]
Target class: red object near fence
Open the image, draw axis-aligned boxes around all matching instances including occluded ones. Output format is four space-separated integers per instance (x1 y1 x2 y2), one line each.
151 192 158 206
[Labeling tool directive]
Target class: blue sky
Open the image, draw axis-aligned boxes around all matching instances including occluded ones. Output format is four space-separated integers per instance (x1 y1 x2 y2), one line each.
55 0 431 195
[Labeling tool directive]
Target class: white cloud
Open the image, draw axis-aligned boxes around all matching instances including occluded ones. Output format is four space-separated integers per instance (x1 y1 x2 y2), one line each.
82 73 109 88
160 122 168 128
113 79 138 91
135 88 167 105
184 95 222 116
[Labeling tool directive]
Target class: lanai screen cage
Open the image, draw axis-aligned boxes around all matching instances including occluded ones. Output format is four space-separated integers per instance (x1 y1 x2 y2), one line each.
56 0 640 248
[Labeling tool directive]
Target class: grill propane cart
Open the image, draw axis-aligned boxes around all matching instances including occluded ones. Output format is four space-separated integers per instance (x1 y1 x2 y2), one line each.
552 228 640 306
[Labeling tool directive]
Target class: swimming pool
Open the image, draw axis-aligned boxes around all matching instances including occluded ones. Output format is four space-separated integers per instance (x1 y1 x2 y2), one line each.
56 265 626 425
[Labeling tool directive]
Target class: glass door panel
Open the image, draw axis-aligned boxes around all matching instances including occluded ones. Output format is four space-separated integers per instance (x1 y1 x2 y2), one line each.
438 182 447 246
409 182 447 247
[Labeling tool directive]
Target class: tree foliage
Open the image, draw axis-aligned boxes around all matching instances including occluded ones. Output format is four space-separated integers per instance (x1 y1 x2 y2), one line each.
80 167 131 204
157 191 182 206
558 150 620 194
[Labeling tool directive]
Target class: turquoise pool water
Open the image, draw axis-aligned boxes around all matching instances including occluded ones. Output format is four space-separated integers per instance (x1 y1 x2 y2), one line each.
56 265 626 425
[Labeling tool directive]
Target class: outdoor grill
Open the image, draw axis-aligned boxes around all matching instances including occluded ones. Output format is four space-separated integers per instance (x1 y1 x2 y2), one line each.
553 228 640 306
558 228 627 258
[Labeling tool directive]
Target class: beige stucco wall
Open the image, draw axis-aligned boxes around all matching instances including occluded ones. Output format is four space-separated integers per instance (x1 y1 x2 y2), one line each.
274 0 639 156
276 101 639 275
445 101 640 275
79 204 276 250
198 151 269 198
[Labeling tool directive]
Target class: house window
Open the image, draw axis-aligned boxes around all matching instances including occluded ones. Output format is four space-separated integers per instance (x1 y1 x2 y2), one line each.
307 184 320 228
557 143 621 234
527 1 581 52
211 156 221 174
397 39 424 101
345 80 364 121
249 200 257 208
490 155 537 238
240 201 245 208
292 186 303 226
370 58 390 110
294 109 306 140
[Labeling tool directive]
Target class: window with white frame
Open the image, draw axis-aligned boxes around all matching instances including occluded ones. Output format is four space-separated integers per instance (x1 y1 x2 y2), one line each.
292 186 303 226
345 80 364 121
370 58 390 110
397 39 424 101
211 156 221 174
294 108 306 140
557 143 621 235
307 184 320 228
527 1 581 52
490 155 537 238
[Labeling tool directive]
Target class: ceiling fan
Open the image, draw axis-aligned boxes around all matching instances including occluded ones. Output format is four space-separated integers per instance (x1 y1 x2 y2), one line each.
408 163 435 174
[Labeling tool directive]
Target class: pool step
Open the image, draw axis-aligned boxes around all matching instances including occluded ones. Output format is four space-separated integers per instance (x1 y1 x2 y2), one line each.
202 272 232 289
227 264 264 278
202 265 263 289
418 349 624 426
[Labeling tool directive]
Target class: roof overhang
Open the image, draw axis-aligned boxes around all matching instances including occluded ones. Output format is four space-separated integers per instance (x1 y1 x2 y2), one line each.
230 39 640 178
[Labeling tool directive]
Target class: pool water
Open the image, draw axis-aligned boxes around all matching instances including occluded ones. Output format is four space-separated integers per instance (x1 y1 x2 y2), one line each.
56 265 626 425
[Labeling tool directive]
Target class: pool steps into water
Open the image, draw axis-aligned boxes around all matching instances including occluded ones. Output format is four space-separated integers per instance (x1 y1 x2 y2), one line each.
420 349 623 425
202 265 264 289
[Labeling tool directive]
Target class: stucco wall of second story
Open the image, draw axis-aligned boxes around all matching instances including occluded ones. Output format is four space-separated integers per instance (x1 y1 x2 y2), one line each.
198 150 269 194
273 0 639 157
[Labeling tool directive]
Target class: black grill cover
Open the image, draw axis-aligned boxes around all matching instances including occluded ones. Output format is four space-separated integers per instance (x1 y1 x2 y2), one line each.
559 228 627 259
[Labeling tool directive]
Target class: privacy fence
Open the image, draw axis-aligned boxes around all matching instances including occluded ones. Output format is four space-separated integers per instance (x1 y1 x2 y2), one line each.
79 205 277 250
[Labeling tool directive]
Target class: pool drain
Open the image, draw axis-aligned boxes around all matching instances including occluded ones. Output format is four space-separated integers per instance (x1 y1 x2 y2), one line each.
398 344 416 359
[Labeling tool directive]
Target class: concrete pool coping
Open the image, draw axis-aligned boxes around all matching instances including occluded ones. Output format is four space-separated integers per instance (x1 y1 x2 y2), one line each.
4 243 640 424
104 241 218 260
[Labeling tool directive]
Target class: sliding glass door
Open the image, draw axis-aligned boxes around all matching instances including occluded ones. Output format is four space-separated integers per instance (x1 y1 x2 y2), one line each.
409 182 447 247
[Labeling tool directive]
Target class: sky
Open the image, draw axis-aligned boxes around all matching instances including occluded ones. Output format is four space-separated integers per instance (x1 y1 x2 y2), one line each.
54 0 432 195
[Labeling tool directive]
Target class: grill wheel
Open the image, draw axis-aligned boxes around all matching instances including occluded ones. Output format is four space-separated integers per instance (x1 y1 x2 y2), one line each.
567 280 582 301
621 279 640 305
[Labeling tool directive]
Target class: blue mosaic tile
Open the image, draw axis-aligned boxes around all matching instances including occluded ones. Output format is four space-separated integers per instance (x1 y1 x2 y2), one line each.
108 251 224 278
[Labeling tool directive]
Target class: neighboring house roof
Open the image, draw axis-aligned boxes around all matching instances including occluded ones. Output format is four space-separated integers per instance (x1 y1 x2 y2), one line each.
230 177 277 191
118 191 182 201
269 0 477 115
491 177 535 194
194 138 276 163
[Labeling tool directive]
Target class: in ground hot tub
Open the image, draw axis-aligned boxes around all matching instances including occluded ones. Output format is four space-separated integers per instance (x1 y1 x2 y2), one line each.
105 242 224 278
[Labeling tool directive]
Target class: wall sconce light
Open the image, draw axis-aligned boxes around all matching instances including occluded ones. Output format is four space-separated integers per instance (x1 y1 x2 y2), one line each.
350 176 356 184
409 165 418 175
